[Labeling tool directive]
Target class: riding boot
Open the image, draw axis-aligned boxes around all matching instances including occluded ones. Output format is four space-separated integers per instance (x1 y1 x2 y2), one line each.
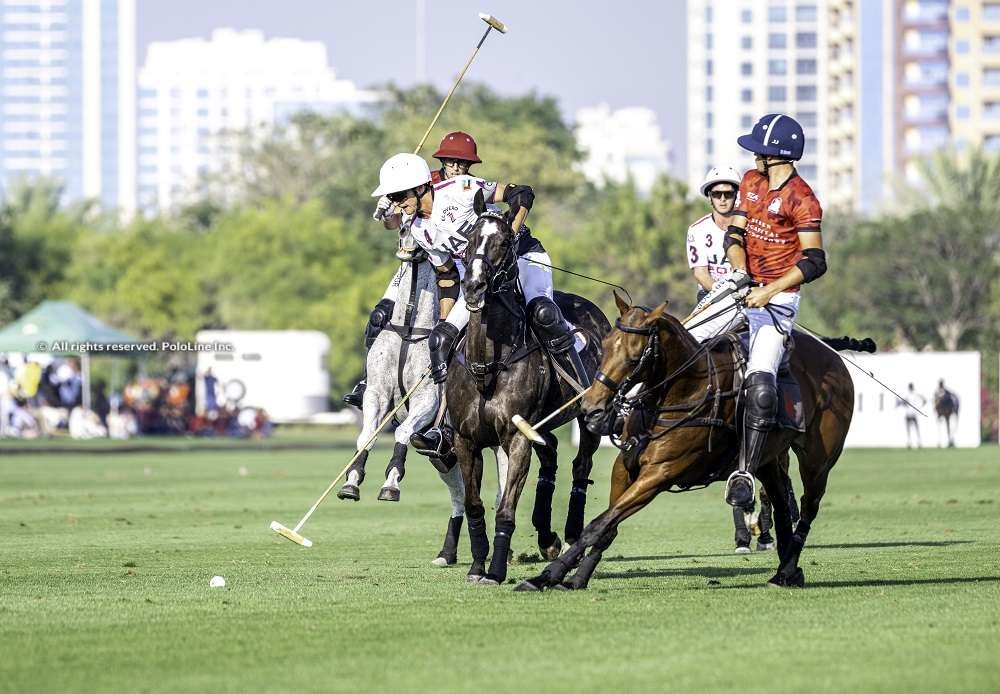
428 322 460 385
343 298 395 409
343 374 366 408
410 424 458 473
726 371 777 509
527 296 590 391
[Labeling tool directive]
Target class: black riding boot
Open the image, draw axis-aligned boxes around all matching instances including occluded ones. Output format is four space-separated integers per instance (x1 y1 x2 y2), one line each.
527 296 590 391
410 424 457 472
726 371 777 509
428 322 460 385
343 298 395 409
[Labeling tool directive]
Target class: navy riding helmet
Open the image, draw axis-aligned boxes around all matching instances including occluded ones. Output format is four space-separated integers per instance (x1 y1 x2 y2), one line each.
737 113 805 161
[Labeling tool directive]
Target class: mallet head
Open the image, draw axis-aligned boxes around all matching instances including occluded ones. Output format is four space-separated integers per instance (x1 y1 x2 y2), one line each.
479 13 508 33
512 414 546 445
270 520 313 548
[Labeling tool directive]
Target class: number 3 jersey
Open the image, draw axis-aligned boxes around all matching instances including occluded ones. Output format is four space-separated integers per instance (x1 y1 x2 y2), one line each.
734 170 822 285
686 214 733 283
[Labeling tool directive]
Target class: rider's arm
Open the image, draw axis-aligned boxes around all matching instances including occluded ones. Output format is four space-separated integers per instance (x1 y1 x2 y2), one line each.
435 260 460 319
692 267 714 291
494 182 533 232
724 214 748 272
382 213 401 231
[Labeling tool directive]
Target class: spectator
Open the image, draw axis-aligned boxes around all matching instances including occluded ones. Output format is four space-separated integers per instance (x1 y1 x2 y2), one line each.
897 382 927 448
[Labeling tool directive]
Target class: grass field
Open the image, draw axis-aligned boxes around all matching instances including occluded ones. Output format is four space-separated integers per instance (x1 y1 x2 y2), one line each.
2 441 998 693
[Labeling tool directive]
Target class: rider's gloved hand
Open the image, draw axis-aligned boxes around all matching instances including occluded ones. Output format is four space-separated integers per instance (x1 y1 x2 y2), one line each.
711 270 752 300
373 195 394 221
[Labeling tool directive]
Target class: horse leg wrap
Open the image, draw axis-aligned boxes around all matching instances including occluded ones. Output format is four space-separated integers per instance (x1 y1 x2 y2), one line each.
487 519 516 581
384 442 407 482
531 473 557 547
565 479 593 544
467 509 490 563
438 515 463 562
347 449 369 485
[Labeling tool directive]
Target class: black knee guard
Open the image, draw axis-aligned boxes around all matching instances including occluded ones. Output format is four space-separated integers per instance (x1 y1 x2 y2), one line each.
745 371 778 431
428 322 460 384
365 298 395 349
527 296 573 353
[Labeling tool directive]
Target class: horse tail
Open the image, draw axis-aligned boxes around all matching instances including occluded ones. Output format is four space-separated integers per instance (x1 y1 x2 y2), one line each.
820 335 877 353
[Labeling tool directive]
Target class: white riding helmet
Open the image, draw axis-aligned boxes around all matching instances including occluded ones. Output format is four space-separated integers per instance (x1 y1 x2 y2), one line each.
371 153 432 197
700 165 742 197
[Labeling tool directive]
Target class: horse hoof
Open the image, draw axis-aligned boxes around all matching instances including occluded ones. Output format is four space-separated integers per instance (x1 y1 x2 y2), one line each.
431 554 457 567
476 575 502 586
336 484 360 501
756 540 775 551
551 582 572 591
767 567 805 588
513 579 542 592
377 487 400 502
540 534 562 561
467 573 485 584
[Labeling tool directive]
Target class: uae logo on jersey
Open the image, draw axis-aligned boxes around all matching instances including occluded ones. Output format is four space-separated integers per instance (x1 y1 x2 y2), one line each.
462 179 472 191
746 191 759 202
768 198 782 214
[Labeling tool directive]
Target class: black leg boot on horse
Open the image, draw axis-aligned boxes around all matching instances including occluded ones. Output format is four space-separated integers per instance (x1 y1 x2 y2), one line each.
336 449 369 501
528 296 592 391
377 442 407 502
343 298 395 408
725 371 778 509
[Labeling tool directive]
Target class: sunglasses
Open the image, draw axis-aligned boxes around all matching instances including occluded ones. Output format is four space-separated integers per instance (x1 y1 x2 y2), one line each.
387 189 414 203
710 190 736 200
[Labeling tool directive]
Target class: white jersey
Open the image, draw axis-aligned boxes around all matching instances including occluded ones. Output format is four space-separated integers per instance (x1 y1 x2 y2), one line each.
686 214 732 283
404 175 498 267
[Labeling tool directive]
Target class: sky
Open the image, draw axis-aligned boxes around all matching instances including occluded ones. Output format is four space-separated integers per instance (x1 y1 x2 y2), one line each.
136 0 689 175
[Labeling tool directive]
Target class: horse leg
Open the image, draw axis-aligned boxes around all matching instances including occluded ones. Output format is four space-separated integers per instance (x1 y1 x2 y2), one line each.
564 417 601 547
379 381 439 503
432 463 465 567
377 442 407 502
772 438 839 588
456 436 488 582
516 459 666 592
337 389 387 501
531 431 561 559
480 435 533 585
561 527 618 590
756 457 795 569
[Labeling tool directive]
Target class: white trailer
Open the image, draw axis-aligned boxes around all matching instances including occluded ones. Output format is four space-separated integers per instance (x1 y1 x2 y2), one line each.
194 330 330 423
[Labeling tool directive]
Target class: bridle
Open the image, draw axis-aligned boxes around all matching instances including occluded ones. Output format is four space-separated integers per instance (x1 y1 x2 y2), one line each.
595 309 742 454
466 210 519 295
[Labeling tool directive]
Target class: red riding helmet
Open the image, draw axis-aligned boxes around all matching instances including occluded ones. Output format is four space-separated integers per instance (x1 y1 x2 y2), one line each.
433 131 482 163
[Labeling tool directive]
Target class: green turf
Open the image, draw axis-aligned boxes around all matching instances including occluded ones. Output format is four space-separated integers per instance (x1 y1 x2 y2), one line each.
1 444 998 693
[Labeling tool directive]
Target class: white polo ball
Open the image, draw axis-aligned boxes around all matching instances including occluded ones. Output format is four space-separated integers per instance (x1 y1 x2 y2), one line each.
209 575 226 588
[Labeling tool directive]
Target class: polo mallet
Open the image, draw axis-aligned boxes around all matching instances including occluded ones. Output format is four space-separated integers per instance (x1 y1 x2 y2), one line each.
512 388 589 446
270 368 433 547
412 13 508 155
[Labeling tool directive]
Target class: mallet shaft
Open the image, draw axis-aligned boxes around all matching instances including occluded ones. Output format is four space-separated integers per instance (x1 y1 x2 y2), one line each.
534 389 588 429
291 368 433 531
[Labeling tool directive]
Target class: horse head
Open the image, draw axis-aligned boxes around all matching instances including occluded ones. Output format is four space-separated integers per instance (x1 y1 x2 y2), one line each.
583 293 688 435
462 190 519 312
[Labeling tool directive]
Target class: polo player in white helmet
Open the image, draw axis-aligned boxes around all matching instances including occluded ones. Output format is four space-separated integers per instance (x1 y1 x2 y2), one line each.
369 151 588 456
688 166 742 302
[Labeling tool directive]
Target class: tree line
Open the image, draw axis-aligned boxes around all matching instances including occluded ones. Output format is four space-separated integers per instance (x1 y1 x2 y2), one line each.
0 84 996 436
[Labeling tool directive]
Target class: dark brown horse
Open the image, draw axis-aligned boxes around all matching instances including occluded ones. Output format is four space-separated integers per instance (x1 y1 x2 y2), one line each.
516 295 854 591
447 205 611 585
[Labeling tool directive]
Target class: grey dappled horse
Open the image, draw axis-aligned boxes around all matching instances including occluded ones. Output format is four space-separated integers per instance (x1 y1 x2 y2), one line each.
336 254 481 565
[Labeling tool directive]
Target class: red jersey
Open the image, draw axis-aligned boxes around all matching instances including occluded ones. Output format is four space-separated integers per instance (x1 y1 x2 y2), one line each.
734 171 822 285
430 168 445 184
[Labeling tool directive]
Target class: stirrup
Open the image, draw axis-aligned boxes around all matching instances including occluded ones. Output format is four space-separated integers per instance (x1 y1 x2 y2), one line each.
411 426 446 457
724 470 755 508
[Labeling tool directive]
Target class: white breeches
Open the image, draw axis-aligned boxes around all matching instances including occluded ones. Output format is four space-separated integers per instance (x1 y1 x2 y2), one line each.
444 252 554 332
683 291 800 377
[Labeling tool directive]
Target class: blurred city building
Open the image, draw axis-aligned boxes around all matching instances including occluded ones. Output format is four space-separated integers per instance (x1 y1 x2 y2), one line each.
0 0 136 215
687 1 823 198
574 103 673 194
136 29 378 213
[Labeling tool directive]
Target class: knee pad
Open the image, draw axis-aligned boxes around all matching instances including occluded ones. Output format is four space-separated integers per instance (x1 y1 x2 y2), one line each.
745 371 777 430
365 299 395 348
527 297 573 352
428 322 460 355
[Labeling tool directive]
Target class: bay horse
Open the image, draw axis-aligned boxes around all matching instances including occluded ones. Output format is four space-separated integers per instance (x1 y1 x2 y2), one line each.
447 202 611 585
517 294 854 591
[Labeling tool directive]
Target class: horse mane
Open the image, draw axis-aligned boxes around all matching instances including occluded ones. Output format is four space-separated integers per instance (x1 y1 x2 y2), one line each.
657 310 703 356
